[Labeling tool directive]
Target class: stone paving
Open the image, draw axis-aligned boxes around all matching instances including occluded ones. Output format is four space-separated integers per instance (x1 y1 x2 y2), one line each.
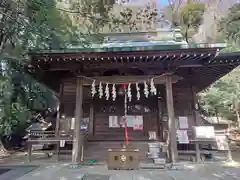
8 162 240 180
1 152 240 180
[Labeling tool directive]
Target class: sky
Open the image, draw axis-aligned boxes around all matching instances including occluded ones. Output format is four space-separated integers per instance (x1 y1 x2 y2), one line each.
158 0 169 5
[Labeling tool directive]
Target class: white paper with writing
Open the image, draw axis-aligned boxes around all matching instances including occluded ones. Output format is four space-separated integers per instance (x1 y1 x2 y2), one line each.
177 130 189 144
133 116 143 130
109 116 120 128
179 116 189 129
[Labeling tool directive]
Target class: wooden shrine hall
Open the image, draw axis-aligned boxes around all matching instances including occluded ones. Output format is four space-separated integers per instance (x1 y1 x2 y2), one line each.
27 43 240 164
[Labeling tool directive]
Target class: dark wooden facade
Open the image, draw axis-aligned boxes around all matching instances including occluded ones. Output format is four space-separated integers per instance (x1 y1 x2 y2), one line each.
28 45 240 163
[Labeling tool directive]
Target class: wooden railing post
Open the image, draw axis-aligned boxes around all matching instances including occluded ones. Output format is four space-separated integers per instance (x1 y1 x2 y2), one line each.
165 74 178 163
72 77 83 163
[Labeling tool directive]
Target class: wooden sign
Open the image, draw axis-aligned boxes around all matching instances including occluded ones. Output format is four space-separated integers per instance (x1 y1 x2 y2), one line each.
193 126 215 140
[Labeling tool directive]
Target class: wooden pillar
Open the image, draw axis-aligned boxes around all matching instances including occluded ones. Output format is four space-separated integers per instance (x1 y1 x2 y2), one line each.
55 83 64 136
157 97 163 141
55 83 63 161
55 103 61 136
72 77 83 163
191 85 201 162
55 102 61 161
88 104 94 135
165 74 178 163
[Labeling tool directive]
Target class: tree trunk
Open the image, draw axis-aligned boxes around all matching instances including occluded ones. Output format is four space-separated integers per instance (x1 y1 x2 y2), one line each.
185 24 190 43
185 29 188 43
0 139 9 157
236 110 240 128
215 110 220 124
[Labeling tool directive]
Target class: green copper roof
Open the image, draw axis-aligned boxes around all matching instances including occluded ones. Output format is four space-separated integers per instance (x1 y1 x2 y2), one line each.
28 29 228 55
30 43 227 55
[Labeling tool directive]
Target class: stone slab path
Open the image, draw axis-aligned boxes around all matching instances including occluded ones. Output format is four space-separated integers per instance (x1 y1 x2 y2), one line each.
9 162 240 180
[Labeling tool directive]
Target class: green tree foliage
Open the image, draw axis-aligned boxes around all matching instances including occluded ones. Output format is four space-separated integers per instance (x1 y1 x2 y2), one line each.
0 0 63 142
25 0 77 50
0 0 140 152
219 3 240 47
221 43 240 53
0 0 83 149
200 69 240 127
179 2 205 42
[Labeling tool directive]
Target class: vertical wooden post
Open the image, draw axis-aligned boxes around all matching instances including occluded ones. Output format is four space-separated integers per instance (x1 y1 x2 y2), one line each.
72 77 83 163
191 85 201 162
89 104 94 135
157 98 163 141
165 74 178 163
55 104 60 136
55 83 63 136
55 83 63 161
226 126 233 161
55 103 60 161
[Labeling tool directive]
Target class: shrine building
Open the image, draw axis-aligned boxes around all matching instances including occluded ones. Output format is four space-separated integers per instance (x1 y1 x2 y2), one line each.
27 29 240 164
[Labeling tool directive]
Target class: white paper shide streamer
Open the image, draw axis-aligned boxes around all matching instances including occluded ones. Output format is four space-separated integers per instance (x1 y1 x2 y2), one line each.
150 78 157 95
89 75 160 100
136 83 140 100
99 82 103 99
105 83 110 100
127 83 132 102
144 81 149 98
112 84 116 101
91 80 96 97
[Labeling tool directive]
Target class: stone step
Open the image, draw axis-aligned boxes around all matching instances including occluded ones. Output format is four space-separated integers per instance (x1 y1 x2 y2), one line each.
153 158 166 165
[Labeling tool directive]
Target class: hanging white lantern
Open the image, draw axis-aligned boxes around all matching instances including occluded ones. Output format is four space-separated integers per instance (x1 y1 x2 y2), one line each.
105 83 110 100
150 78 157 95
91 80 96 97
99 82 103 99
127 83 132 102
112 84 116 101
136 83 140 100
144 81 149 98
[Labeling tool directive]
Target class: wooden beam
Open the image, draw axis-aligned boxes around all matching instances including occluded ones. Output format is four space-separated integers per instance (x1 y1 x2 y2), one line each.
72 77 84 163
165 74 178 163
78 75 182 85
43 57 208 71
32 47 219 61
